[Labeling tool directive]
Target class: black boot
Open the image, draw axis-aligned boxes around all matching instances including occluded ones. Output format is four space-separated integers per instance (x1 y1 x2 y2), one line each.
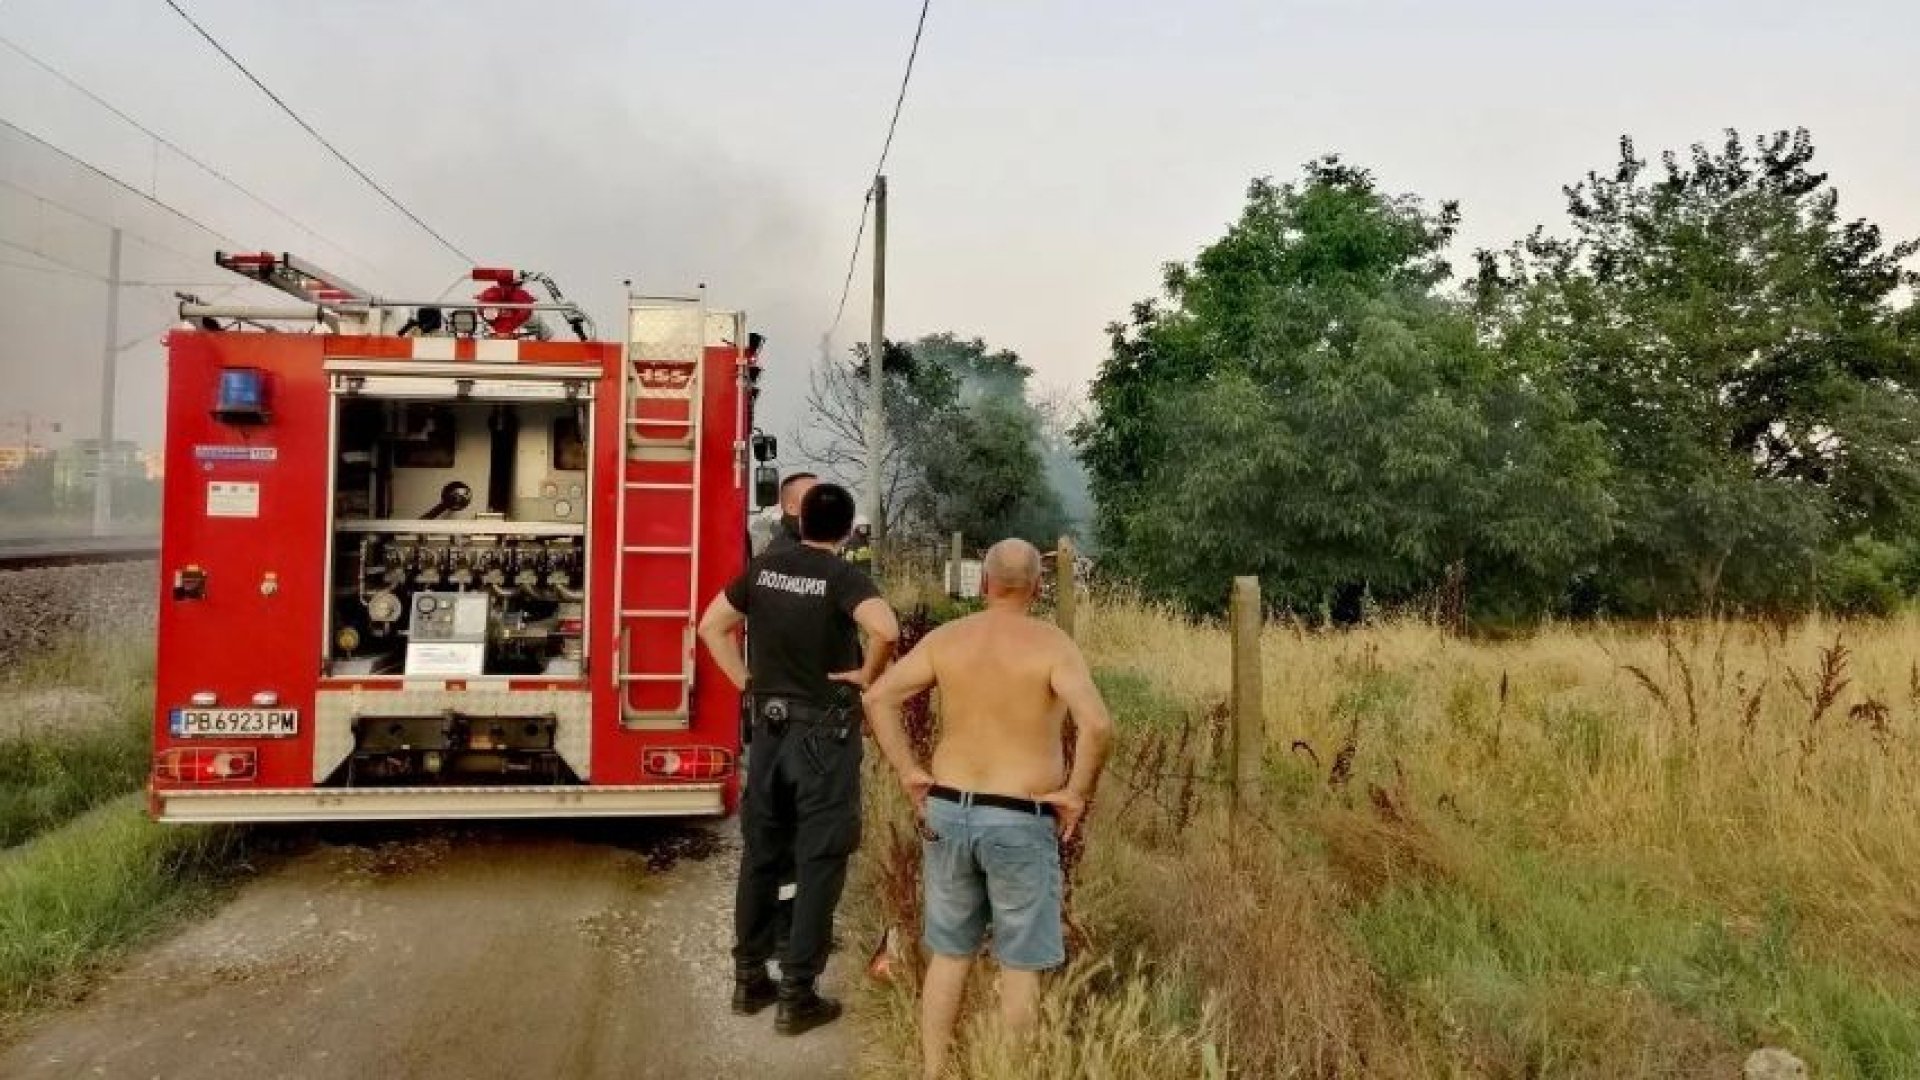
774 979 843 1036
732 964 778 1016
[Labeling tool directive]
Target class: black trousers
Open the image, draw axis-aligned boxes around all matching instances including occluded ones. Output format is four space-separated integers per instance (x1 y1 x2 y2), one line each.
734 710 863 984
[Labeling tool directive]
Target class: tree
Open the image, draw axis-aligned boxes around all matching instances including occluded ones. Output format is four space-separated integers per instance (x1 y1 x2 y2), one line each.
798 338 959 535
922 394 1067 549
1076 159 1612 616
1478 129 1920 612
800 333 1068 547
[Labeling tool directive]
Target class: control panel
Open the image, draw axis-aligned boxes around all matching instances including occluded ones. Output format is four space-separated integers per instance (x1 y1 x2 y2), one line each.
403 590 489 676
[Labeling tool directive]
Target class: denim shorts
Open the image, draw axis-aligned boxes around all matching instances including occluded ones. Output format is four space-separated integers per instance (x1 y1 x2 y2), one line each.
921 795 1065 971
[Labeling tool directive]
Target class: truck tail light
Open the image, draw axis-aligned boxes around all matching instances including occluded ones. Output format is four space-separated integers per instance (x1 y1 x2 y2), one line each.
643 746 735 781
251 691 280 707
154 747 258 784
190 691 218 706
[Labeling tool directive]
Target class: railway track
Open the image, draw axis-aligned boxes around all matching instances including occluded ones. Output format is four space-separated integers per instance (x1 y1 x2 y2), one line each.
0 536 160 570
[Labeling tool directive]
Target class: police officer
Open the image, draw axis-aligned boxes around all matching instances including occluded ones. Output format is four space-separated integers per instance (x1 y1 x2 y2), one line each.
696 482 899 1035
762 471 818 555
752 470 817 943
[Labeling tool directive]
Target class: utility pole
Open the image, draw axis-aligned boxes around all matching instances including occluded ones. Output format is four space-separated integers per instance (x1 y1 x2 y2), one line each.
93 227 122 537
865 175 888 558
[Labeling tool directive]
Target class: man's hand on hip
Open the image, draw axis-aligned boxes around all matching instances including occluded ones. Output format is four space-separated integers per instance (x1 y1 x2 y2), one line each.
1034 788 1088 842
897 765 934 812
827 669 871 691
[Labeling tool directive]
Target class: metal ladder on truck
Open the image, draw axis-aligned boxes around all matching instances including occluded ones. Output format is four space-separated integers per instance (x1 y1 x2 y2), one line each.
615 294 707 729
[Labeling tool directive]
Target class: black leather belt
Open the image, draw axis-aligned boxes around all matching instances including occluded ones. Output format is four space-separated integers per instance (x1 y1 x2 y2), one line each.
752 696 848 732
927 784 1056 818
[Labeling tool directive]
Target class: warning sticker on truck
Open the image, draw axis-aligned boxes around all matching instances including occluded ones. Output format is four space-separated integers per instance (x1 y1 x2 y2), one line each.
207 480 261 518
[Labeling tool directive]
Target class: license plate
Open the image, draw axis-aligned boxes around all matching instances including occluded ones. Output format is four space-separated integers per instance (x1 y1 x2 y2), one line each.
170 708 299 738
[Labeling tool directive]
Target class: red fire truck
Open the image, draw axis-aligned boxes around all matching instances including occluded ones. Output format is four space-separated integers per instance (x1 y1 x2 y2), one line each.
150 253 778 822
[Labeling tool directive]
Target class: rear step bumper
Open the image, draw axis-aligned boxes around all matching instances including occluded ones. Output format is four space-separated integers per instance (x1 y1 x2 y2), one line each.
152 783 724 823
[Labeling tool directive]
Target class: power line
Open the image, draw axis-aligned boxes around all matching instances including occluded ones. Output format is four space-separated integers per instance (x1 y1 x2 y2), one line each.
0 235 105 279
0 119 242 253
2 238 236 290
870 0 934 186
0 172 227 267
826 0 933 337
160 0 478 268
0 32 380 280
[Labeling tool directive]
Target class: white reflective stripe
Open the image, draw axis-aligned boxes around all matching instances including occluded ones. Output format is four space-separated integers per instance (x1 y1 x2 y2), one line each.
476 339 519 363
412 338 457 360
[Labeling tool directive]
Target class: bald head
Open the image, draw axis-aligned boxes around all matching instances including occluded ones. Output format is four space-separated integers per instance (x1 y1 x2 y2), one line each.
778 472 818 516
983 539 1043 599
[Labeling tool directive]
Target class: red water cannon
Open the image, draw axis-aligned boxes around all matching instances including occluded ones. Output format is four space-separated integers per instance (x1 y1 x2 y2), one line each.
472 267 535 336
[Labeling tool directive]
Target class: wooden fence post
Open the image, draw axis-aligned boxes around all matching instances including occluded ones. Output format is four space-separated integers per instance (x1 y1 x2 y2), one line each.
948 531 964 597
1054 535 1077 636
1228 575 1264 864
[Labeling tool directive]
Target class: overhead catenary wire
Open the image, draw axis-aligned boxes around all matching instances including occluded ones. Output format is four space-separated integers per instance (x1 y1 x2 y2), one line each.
0 119 244 253
826 0 933 337
0 124 289 308
160 0 478 268
0 174 226 268
0 32 380 280
0 236 104 279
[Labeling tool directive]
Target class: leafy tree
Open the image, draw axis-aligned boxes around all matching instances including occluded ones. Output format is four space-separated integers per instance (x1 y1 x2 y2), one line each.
1478 129 1920 611
801 333 1066 546
1077 159 1612 615
799 339 959 534
921 394 1066 549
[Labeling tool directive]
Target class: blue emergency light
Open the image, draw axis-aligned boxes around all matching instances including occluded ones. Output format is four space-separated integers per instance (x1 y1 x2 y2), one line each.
213 367 269 423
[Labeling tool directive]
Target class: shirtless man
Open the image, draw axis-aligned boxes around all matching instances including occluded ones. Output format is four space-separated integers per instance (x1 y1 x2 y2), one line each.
863 538 1114 1078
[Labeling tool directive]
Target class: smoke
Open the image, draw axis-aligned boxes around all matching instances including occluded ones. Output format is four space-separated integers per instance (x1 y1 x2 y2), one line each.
1032 382 1095 541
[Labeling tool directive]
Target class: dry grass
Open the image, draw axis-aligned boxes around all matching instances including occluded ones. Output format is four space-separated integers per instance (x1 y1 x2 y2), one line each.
854 595 1920 1078
1080 597 1920 1077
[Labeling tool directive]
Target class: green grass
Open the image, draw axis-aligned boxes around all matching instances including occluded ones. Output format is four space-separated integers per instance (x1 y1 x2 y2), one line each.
1349 857 1920 1078
0 796 248 1022
0 636 261 1030
0 642 154 847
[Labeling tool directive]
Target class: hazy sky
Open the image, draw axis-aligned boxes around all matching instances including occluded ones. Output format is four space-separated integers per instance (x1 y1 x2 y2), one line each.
1 0 1916 453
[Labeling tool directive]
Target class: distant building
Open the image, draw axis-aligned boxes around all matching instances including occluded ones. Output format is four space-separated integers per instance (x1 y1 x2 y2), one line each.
0 414 59 479
53 439 145 499
0 442 51 478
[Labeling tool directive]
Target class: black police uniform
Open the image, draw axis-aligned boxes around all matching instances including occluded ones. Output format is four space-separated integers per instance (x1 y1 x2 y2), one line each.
752 514 801 950
764 515 802 555
728 543 879 993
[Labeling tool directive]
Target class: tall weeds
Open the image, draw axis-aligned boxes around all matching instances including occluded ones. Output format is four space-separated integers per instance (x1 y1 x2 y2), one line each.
1063 598 1920 1078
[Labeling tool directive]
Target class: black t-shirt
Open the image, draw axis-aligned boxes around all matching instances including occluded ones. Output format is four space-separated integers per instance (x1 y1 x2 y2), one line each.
725 544 881 703
764 518 802 555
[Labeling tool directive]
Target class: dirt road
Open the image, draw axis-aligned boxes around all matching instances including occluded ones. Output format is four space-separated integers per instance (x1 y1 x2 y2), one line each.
0 822 857 1079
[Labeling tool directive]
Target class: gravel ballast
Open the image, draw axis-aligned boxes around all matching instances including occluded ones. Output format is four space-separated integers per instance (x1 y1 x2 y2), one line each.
0 562 157 667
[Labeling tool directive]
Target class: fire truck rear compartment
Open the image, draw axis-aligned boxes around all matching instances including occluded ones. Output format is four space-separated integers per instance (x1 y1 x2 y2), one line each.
327 394 591 681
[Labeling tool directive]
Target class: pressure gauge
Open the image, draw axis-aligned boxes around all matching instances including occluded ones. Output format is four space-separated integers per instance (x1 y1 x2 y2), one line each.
367 590 403 624
553 499 573 520
417 595 438 615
